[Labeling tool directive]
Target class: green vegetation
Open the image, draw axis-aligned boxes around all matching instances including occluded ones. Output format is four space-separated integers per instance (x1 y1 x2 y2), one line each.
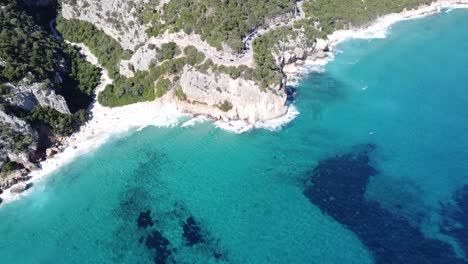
65 48 101 96
175 86 187 101
157 42 180 61
98 71 156 107
143 0 297 51
60 46 102 112
0 161 19 179
217 100 233 112
184 46 206 66
0 123 34 153
156 78 171 98
0 0 103 177
0 2 64 83
27 107 88 136
56 16 131 79
303 0 432 33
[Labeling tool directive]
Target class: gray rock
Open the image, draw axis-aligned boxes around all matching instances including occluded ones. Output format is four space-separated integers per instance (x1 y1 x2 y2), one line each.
178 68 287 124
5 80 71 115
0 110 38 171
10 182 28 194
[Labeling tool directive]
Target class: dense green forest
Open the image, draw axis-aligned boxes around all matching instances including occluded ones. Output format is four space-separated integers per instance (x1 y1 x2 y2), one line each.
142 0 297 52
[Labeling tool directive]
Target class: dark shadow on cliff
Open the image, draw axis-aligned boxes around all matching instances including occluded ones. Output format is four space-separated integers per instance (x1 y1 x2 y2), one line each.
303 144 467 263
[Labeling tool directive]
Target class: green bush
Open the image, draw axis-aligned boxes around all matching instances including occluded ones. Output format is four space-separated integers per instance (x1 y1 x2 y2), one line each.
28 107 77 136
157 42 180 61
175 86 187 101
217 100 233 112
0 161 18 178
156 78 171 98
184 46 206 66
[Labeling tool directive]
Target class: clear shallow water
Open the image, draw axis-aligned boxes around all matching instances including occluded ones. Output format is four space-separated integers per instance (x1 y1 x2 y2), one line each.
1 9 468 264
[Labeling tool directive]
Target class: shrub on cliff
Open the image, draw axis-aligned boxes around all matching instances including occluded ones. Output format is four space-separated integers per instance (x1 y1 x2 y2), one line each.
157 42 180 61
217 100 233 112
156 78 171 98
184 46 206 66
176 86 187 101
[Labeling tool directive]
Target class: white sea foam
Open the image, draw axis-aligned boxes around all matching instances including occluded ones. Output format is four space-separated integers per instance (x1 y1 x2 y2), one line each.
255 105 300 131
181 115 209 128
215 105 300 134
215 120 254 134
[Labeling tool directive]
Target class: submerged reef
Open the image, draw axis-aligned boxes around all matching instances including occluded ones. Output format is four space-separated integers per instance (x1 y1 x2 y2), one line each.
183 216 205 246
303 144 467 264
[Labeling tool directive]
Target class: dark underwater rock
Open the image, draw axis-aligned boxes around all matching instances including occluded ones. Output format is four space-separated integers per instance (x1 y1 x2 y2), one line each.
145 230 171 264
303 144 466 264
137 209 155 229
183 216 204 246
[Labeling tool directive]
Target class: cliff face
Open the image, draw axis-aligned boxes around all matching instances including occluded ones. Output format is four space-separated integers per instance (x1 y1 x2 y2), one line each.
178 68 288 124
5 80 71 115
61 0 149 50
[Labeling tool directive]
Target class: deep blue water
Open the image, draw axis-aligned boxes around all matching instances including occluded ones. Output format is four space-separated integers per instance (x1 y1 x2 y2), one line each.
1 9 468 264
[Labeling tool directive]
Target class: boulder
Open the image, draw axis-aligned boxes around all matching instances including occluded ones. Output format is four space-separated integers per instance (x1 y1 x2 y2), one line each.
46 147 60 158
10 182 28 194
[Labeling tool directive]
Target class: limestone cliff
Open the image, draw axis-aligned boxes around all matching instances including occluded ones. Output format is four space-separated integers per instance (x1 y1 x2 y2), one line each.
177 68 288 124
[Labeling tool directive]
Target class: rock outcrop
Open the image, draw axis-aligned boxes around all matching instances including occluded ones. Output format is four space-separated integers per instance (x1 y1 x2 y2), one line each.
10 182 28 194
0 111 38 171
5 79 71 115
272 32 319 68
177 68 288 124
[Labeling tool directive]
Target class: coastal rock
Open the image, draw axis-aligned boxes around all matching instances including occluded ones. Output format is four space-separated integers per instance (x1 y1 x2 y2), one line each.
315 38 329 52
10 182 28 194
273 31 315 68
0 169 31 191
46 147 60 158
7 152 37 171
178 68 288 124
0 111 39 172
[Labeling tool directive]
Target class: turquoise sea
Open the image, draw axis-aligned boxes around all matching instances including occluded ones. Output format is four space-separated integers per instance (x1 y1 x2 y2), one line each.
1 9 468 264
